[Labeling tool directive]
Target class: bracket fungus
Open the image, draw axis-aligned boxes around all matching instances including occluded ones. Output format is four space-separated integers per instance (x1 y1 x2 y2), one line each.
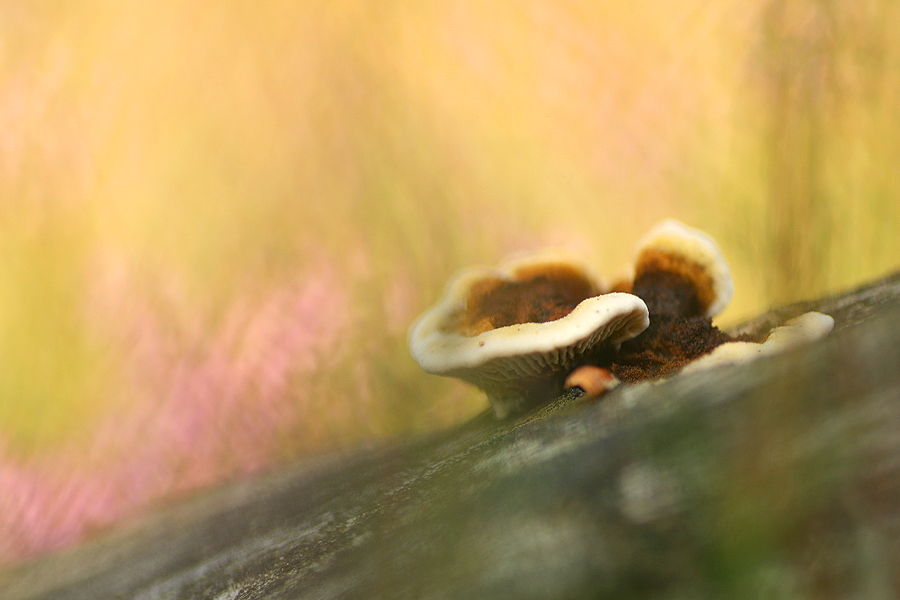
408 253 649 417
409 220 835 418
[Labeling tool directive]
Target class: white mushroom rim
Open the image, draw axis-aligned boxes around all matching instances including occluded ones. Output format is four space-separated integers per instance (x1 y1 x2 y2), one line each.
410 291 650 378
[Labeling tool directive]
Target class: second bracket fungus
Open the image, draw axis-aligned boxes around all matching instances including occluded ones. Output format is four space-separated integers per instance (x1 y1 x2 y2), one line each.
408 254 649 417
631 219 733 319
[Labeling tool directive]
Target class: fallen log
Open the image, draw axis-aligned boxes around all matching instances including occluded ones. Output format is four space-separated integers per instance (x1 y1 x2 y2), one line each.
4 271 900 600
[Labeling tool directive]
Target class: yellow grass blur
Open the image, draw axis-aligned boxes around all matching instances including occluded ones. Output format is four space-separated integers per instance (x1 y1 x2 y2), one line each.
2 0 899 458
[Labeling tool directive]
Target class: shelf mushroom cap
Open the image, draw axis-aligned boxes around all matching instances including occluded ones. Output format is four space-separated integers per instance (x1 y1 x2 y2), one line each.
633 219 734 318
409 252 649 416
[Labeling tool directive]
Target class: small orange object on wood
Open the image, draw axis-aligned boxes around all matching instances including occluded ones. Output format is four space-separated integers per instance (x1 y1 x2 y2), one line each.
564 366 619 398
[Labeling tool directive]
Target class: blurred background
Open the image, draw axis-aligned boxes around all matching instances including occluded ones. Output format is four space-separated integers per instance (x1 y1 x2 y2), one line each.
1 0 898 566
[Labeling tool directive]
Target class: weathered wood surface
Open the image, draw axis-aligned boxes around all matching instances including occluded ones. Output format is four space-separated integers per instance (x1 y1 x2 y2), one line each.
3 271 900 600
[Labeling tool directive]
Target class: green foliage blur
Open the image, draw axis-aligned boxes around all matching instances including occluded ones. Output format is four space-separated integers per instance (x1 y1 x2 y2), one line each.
1 0 899 456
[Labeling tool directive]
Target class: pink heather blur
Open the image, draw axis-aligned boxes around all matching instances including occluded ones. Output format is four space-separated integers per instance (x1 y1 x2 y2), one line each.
0 262 351 564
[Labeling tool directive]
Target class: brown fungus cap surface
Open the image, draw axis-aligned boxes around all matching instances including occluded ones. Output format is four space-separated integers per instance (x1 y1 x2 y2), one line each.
631 219 733 319
633 256 717 317
610 313 735 383
461 264 597 336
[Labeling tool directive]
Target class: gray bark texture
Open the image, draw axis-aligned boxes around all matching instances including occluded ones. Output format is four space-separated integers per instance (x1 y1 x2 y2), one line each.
3 271 900 600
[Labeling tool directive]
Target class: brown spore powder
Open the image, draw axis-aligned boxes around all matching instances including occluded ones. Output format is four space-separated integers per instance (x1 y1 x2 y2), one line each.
610 313 733 382
460 264 596 336
635 250 717 316
610 268 740 383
